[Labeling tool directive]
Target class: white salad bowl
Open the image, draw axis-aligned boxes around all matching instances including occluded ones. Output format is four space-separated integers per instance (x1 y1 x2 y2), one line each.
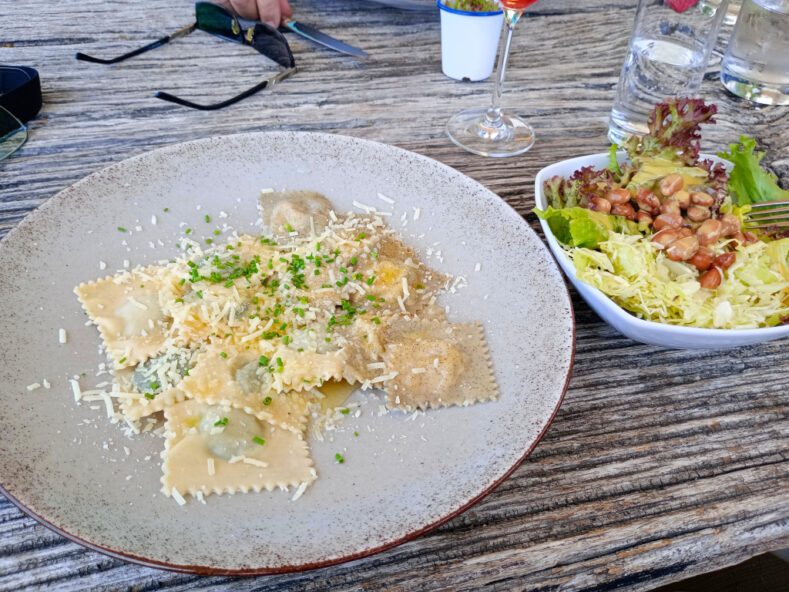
535 152 789 349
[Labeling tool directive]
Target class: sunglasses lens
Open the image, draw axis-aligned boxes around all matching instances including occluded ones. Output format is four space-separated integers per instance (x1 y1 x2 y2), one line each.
0 107 27 161
195 2 241 41
250 24 296 69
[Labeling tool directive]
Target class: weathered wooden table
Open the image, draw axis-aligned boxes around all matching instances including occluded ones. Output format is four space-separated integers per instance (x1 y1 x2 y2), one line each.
1 0 788 590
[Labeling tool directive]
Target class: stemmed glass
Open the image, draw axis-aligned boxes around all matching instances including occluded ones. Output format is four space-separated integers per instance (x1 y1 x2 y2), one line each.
446 0 539 157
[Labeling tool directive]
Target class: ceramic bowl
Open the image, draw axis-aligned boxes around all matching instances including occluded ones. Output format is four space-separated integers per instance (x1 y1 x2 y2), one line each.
534 152 789 349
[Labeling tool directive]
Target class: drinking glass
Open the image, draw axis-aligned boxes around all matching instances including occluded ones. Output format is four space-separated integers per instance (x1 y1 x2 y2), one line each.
699 0 742 24
445 0 539 158
608 0 729 144
720 0 789 105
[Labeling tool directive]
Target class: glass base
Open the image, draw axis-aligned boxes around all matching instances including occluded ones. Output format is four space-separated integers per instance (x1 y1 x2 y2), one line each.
446 108 535 157
721 70 789 106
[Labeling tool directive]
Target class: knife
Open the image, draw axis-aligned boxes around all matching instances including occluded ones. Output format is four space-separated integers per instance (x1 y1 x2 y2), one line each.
280 19 368 57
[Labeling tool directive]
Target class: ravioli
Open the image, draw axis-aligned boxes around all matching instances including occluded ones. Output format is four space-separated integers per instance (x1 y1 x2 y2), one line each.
75 190 499 503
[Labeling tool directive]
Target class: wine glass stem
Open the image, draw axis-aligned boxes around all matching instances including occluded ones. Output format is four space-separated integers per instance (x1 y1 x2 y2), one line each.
486 9 522 128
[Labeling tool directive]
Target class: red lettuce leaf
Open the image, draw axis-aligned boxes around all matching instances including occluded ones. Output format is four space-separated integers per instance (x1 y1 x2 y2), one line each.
646 99 717 164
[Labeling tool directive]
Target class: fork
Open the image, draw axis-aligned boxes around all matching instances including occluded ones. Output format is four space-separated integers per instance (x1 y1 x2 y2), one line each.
744 199 789 230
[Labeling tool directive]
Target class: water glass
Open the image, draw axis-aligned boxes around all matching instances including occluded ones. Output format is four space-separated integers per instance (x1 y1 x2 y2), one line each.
608 0 730 144
720 0 789 105
699 0 742 24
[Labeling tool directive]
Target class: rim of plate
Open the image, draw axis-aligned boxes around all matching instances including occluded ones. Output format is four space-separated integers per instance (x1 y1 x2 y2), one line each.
0 131 575 575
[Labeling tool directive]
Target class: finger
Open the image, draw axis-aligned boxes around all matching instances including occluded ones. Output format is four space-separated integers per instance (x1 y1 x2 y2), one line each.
256 0 281 27
279 0 294 21
217 0 259 20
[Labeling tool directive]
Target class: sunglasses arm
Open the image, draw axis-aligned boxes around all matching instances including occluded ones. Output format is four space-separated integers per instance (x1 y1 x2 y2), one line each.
75 23 197 64
154 67 296 111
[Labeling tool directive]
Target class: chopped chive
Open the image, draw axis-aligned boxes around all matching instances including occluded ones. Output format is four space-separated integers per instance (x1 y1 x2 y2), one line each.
349 256 357 266
185 228 192 234
205 215 211 223
276 357 284 372
118 357 127 364
174 298 184 303
205 238 213 244
145 393 155 400
214 417 228 426
117 226 127 232
219 352 227 358
213 229 220 235
366 275 376 285
335 453 345 464
253 436 265 445
340 408 350 414
263 396 272 406
259 355 269 366
149 382 160 390
179 278 186 285
354 431 359 437
163 207 169 212
372 317 381 324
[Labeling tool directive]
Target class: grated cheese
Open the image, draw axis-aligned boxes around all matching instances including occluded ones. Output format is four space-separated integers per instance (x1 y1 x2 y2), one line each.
242 457 268 468
26 383 41 391
376 192 395 204
411 368 426 374
58 328 67 344
291 481 308 501
70 379 82 402
207 457 215 476
170 487 186 506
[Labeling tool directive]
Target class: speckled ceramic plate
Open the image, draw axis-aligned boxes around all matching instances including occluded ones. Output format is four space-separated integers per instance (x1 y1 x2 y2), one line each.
0 132 573 574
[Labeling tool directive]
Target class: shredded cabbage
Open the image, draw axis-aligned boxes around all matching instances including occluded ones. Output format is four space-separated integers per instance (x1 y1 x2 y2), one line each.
566 234 789 329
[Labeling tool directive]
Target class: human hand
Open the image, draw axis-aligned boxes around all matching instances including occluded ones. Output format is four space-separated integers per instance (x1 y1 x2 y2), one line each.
213 0 294 27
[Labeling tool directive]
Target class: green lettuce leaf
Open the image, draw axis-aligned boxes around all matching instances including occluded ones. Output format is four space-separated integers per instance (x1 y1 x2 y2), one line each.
718 135 789 205
607 144 622 176
534 206 640 249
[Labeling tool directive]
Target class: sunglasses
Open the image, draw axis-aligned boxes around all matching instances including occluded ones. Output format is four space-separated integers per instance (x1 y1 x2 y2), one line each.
0 66 42 161
76 2 296 110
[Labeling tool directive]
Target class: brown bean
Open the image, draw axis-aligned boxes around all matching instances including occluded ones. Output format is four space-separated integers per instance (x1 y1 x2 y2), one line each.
699 267 722 290
677 227 694 238
731 232 746 247
690 191 715 207
661 199 681 216
719 213 741 236
636 211 653 227
696 219 723 246
659 174 684 197
666 236 699 261
608 188 631 205
650 229 679 249
588 197 611 213
653 213 684 231
635 187 661 215
611 202 637 220
689 247 714 271
674 190 691 209
686 205 711 222
713 252 736 270
744 231 758 243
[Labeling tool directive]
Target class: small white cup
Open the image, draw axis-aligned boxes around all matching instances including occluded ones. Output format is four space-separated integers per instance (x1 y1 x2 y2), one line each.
438 1 503 82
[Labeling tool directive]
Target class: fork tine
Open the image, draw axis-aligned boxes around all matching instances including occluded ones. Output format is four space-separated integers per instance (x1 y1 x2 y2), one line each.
744 219 789 228
748 209 789 221
744 199 789 229
749 199 789 209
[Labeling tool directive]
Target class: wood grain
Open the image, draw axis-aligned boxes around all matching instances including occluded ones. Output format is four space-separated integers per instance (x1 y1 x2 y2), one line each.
1 0 788 590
